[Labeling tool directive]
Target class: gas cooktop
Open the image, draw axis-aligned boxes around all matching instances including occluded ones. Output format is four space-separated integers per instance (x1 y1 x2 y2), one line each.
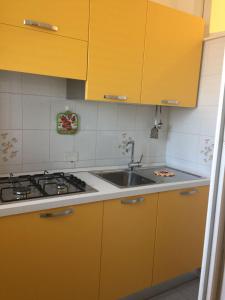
0 171 96 204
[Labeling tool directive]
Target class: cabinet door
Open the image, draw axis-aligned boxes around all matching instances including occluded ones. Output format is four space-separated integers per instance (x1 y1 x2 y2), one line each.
153 186 209 285
0 24 87 80
210 0 225 33
0 202 103 300
86 0 147 104
100 194 158 300
0 0 89 41
141 2 204 107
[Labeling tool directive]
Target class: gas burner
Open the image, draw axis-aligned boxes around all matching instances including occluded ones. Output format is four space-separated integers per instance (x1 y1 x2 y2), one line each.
57 183 68 191
56 183 69 194
0 171 96 204
56 183 69 195
13 186 31 195
13 186 31 199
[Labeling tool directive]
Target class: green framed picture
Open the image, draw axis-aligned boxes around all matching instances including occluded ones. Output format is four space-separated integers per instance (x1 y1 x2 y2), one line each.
56 111 78 135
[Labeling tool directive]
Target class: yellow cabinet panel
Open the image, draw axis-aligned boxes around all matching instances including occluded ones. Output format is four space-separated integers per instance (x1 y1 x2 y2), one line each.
0 0 89 41
141 2 204 107
0 202 103 300
86 0 148 104
100 194 158 300
153 186 209 285
210 0 225 33
0 24 87 80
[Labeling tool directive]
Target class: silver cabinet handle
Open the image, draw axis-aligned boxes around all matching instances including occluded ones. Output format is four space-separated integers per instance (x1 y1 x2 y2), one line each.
180 190 198 196
40 208 73 218
104 95 128 101
121 197 144 204
161 100 180 105
24 19 58 32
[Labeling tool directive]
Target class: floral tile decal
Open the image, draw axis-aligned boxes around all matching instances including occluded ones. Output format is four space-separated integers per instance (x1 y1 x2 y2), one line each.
0 131 22 164
118 132 134 156
200 137 214 164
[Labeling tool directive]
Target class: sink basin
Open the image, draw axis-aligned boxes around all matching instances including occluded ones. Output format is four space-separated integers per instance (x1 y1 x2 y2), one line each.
93 170 156 188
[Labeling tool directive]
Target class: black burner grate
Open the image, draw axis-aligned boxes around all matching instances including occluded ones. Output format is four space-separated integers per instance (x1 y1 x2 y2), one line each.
0 172 92 204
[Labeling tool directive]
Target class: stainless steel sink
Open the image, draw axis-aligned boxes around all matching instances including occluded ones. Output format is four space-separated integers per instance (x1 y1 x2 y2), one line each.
93 170 156 188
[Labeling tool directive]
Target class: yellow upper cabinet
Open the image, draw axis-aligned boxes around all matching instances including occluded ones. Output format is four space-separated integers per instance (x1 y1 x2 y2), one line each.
141 1 204 107
0 0 89 41
210 0 225 33
86 0 148 104
0 24 87 79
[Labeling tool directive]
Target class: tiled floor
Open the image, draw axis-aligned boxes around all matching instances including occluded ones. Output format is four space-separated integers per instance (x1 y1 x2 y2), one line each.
149 279 199 300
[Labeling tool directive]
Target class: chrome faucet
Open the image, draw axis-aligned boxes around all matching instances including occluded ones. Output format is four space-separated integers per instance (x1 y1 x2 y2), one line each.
126 140 143 171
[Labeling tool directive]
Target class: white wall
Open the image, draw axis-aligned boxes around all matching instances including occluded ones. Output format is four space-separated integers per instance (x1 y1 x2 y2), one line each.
166 37 225 177
0 71 168 174
152 0 204 16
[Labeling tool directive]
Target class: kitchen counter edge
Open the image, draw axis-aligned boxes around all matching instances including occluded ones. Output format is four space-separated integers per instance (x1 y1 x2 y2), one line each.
0 170 210 218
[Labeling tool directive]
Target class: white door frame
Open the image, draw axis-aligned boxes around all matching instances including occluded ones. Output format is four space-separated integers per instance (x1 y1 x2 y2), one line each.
198 49 225 300
203 0 212 35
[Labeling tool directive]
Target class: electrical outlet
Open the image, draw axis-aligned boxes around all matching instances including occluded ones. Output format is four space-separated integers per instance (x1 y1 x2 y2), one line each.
64 152 79 162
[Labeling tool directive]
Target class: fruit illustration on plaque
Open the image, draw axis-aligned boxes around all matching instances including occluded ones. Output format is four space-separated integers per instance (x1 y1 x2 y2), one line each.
56 110 78 135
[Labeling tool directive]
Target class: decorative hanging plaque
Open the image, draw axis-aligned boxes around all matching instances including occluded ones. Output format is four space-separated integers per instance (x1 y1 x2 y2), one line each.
56 111 78 135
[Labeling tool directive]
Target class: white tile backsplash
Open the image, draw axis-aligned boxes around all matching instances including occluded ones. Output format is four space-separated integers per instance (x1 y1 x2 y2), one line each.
95 158 130 167
0 71 22 93
22 73 66 97
117 104 137 130
75 100 98 131
168 107 200 135
97 102 118 130
167 132 200 163
95 131 121 160
74 131 97 161
197 75 221 107
146 132 168 158
135 105 153 130
201 38 225 77
198 106 218 137
21 162 75 173
0 71 167 173
50 130 74 162
0 93 22 129
0 164 22 174
23 130 50 163
22 95 51 130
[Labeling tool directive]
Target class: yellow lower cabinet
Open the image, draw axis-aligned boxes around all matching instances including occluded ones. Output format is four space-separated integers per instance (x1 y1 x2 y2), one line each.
100 194 158 300
0 202 103 300
0 24 87 80
153 186 209 285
